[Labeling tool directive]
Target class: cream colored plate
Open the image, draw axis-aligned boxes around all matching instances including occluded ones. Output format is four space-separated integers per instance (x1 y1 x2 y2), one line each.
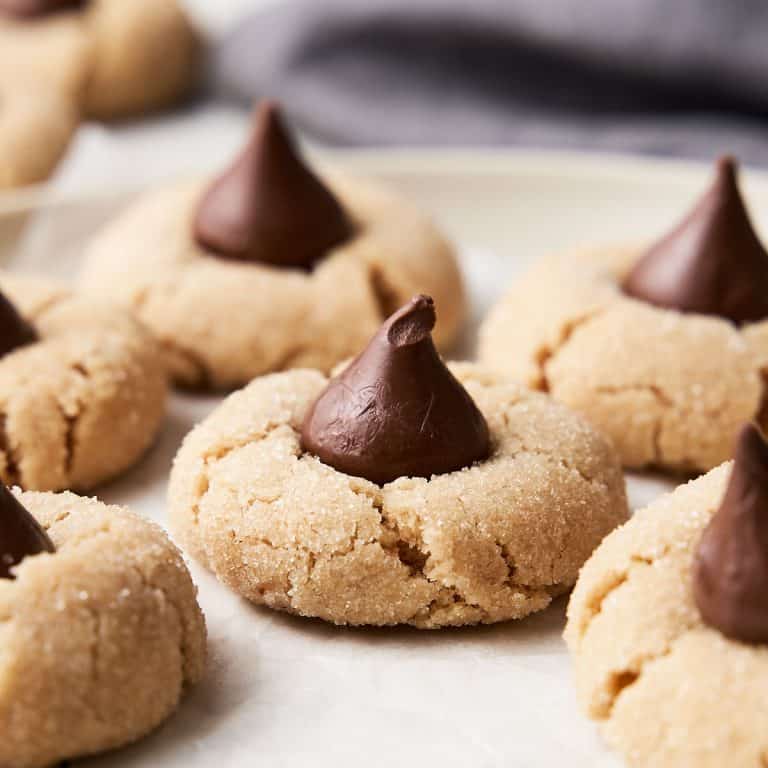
2 148 749 768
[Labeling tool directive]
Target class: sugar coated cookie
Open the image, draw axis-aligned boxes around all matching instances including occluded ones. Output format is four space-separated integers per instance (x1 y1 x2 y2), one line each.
0 273 167 490
565 423 768 768
480 157 768 473
80 103 465 390
169 297 627 628
0 486 206 768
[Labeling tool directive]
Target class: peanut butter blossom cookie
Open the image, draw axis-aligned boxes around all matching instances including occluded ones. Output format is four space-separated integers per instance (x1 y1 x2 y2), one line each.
480 156 768 472
0 0 199 120
169 295 627 628
80 102 466 390
566 423 768 768
0 485 206 768
0 273 167 491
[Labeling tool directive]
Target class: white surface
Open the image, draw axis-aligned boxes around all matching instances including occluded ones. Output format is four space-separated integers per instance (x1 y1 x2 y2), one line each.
183 0 286 37
7 149 761 767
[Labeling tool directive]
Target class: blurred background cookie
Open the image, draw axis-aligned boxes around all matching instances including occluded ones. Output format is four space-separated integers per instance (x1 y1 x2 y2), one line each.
0 0 200 190
0 0 200 121
78 0 201 120
79 103 465 390
0 81 78 189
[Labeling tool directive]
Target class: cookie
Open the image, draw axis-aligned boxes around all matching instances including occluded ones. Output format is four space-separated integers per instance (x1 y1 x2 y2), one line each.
79 104 465 391
0 4 86 101
479 157 768 473
0 79 78 189
169 297 627 628
0 486 206 768
0 0 199 120
78 0 200 120
564 425 768 768
0 272 168 491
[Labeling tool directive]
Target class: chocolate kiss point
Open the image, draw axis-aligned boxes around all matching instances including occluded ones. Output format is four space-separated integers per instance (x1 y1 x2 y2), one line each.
623 156 768 325
0 484 54 580
301 295 491 485
0 0 82 17
193 100 353 270
0 290 37 360
693 423 768 644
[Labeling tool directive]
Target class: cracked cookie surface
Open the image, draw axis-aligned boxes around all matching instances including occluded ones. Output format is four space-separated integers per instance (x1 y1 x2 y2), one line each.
565 464 768 768
478 247 768 472
168 363 627 628
0 0 199 120
79 172 465 390
0 489 206 768
0 273 167 491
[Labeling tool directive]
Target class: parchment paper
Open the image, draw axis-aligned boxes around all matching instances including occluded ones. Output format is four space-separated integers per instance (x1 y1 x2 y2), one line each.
4 150 739 768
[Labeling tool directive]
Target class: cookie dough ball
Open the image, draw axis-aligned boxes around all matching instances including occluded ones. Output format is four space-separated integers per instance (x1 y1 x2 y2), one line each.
0 489 206 768
0 0 199 120
564 462 768 768
168 362 628 628
0 79 78 188
79 172 465 391
479 246 768 472
0 273 168 490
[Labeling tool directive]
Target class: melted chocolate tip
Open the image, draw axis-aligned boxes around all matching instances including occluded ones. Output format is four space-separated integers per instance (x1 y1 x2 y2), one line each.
385 295 436 347
257 99 280 122
250 100 284 150
716 154 737 178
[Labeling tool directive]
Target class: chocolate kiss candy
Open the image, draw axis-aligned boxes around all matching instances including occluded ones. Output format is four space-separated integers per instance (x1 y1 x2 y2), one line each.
693 423 768 644
193 101 353 270
623 156 768 325
0 290 37 360
0 484 54 580
0 0 82 17
301 295 491 485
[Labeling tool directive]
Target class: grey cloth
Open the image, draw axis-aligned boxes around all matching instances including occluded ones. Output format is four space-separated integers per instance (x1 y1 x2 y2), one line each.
213 0 768 163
